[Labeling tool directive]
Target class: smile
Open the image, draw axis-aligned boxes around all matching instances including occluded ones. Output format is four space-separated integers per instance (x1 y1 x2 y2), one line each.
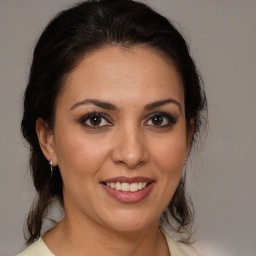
105 182 149 192
100 176 155 203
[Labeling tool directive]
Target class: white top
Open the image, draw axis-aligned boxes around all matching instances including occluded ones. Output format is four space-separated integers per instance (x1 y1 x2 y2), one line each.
17 229 200 256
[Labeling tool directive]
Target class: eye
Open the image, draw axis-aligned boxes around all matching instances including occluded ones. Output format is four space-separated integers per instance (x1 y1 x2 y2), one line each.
145 113 177 128
80 113 112 129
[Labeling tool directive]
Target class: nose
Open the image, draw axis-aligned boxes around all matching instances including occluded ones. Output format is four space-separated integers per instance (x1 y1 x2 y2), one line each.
111 126 149 169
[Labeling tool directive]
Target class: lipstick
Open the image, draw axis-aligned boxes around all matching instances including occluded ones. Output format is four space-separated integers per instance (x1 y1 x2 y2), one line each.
100 176 155 203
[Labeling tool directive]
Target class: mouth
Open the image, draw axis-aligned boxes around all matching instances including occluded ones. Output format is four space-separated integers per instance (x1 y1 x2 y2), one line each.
100 176 155 203
102 181 150 192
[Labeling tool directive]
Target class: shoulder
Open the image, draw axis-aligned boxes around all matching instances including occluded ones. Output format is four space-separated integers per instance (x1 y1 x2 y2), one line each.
16 238 55 256
161 228 202 256
178 242 202 256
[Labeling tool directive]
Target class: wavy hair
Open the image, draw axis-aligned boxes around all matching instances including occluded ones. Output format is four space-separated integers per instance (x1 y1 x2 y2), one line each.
21 0 207 244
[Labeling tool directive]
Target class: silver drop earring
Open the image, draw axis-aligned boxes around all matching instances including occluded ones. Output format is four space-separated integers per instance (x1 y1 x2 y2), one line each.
49 160 53 177
184 157 187 166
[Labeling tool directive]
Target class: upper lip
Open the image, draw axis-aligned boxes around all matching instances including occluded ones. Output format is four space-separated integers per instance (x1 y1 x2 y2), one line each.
100 176 155 184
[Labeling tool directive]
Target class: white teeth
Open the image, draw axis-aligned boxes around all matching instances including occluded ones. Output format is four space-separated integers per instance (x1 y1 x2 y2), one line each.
116 182 122 190
105 182 149 192
121 183 130 192
130 183 138 192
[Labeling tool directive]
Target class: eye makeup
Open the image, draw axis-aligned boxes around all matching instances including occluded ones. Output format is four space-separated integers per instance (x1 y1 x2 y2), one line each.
144 112 177 128
78 111 178 131
79 112 113 130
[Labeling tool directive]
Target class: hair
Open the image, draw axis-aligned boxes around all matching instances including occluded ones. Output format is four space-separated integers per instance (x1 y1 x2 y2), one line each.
21 0 207 244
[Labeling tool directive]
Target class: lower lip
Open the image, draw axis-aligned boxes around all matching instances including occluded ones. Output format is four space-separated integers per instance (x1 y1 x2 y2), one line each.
101 183 154 203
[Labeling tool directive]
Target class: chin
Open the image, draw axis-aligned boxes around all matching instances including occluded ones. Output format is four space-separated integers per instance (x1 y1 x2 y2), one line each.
100 208 159 233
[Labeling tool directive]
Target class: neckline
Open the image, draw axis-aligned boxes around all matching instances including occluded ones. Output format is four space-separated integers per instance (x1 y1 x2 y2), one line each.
37 228 186 256
160 227 187 256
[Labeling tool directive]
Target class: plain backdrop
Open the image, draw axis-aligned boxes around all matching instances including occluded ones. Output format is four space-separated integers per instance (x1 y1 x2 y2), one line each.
0 0 255 255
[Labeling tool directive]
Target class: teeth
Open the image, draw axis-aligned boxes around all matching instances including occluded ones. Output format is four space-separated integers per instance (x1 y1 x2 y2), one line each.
105 182 149 192
116 182 122 190
121 182 130 192
129 183 138 192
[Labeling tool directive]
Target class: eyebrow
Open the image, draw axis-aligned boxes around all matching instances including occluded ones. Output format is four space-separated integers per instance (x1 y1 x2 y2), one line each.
70 99 118 111
70 98 181 111
144 98 181 111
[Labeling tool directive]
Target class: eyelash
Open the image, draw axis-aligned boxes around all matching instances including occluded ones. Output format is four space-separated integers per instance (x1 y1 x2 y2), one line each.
79 112 177 130
79 113 112 130
145 112 177 128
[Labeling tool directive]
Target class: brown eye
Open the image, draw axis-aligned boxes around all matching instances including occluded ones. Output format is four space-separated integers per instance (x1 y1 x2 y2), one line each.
89 116 102 126
80 113 112 129
145 112 177 128
151 115 163 126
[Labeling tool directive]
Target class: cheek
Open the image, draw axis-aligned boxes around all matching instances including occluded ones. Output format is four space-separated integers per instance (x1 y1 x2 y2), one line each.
53 129 109 180
150 131 187 173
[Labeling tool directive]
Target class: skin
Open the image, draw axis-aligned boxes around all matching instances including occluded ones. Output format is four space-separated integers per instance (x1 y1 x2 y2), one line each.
36 46 193 256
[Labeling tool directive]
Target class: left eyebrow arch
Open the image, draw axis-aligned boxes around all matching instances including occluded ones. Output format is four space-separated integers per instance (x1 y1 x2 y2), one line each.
144 98 181 112
69 99 118 111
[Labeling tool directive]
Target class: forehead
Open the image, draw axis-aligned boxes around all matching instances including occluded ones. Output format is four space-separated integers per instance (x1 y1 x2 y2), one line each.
59 46 184 109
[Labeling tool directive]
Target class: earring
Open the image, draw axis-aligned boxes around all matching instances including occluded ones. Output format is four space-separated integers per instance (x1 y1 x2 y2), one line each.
49 160 53 177
184 157 187 166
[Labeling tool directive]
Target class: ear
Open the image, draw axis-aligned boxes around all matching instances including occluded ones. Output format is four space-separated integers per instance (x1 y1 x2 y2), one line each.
36 117 57 166
186 118 195 156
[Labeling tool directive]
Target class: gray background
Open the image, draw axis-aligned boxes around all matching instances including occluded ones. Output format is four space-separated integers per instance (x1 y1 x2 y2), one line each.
0 0 255 255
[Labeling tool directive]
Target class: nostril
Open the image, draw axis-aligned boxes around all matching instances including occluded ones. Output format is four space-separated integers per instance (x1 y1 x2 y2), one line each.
110 134 149 168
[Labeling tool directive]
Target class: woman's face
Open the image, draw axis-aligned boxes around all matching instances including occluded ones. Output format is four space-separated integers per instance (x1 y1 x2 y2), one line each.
42 46 191 233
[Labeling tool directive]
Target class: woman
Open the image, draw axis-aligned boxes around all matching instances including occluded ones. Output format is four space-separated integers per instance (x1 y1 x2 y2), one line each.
18 0 207 255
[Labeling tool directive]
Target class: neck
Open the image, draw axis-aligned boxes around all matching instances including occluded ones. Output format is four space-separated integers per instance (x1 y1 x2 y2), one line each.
43 213 169 256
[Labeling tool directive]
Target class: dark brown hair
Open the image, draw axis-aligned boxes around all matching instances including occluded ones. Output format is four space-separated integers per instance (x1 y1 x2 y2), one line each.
21 0 207 244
